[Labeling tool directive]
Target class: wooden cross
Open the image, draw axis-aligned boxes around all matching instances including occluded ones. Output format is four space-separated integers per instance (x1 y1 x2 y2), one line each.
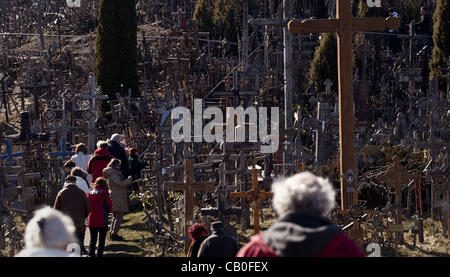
77 74 108 152
19 68 49 118
163 160 215 254
48 137 75 161
0 140 25 167
230 167 273 234
377 156 416 207
288 0 400 210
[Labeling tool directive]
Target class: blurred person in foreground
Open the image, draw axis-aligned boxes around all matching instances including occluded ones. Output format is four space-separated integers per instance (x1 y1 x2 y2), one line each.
16 206 79 257
236 172 365 257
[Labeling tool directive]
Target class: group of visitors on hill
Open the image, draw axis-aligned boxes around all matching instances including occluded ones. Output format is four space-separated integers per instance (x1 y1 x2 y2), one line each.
16 134 146 257
16 166 365 257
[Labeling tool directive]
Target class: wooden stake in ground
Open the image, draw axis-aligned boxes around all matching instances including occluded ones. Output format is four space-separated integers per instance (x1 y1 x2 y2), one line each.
288 0 399 209
230 167 273 234
163 160 215 254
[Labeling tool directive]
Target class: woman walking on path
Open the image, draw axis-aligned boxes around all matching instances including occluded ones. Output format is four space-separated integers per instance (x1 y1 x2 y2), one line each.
87 177 113 257
103 158 132 241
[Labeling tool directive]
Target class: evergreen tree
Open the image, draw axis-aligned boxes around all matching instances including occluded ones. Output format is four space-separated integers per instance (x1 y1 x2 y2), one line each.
430 0 450 91
95 0 138 104
213 0 240 43
309 33 338 93
193 0 215 33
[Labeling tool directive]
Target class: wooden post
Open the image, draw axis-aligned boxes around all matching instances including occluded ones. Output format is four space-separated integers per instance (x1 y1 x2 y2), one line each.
230 167 273 234
163 160 215 254
288 0 400 209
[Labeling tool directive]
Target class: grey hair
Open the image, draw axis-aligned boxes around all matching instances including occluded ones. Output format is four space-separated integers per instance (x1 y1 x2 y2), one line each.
272 172 336 217
24 206 76 250
96 140 108 148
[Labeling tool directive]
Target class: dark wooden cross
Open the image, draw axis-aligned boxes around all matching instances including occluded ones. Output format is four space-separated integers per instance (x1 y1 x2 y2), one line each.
19 68 50 119
163 159 215 254
230 167 273 234
288 0 400 209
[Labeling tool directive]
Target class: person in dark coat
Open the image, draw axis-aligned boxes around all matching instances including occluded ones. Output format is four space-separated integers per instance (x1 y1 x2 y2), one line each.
197 221 240 257
87 141 112 184
87 177 112 257
236 172 365 257
187 223 209 257
415 6 432 36
108 134 130 178
53 176 91 255
128 148 147 192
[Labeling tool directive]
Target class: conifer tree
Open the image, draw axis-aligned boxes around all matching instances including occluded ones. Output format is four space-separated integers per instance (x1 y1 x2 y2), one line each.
95 0 138 103
309 33 338 93
430 0 450 91
193 0 214 33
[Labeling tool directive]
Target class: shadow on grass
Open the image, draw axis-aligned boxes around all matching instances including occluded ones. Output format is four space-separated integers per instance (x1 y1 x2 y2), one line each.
123 222 149 232
104 243 142 255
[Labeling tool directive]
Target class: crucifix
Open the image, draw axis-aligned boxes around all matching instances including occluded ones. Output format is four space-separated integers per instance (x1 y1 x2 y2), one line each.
19 68 50 120
288 1 399 209
77 74 108 152
0 140 26 168
48 137 75 161
163 160 215 254
230 167 273 234
377 156 417 245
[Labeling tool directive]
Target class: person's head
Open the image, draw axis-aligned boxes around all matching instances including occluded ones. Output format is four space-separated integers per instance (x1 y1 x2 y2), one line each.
70 167 87 179
107 158 121 170
110 134 122 143
23 206 76 250
421 6 427 16
63 160 76 172
210 221 224 233
93 177 108 188
271 172 336 218
188 223 209 240
96 140 108 149
75 143 88 155
64 175 77 185
387 8 394 16
129 148 138 157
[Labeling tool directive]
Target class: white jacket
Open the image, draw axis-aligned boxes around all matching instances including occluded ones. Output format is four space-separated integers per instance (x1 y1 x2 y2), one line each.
16 247 79 257
63 177 90 194
71 152 92 184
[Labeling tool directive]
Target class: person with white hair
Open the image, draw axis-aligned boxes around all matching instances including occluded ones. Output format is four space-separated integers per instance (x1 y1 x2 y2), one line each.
236 172 365 257
107 134 130 178
16 206 79 257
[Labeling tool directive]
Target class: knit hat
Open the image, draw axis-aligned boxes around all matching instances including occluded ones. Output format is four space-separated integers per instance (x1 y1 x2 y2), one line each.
111 134 122 142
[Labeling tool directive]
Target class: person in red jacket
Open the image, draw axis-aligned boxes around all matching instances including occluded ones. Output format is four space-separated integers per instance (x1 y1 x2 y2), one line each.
87 141 112 185
87 177 112 257
236 172 365 257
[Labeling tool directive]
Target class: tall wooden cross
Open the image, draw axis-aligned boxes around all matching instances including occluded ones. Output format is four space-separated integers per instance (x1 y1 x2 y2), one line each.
230 167 273 234
288 0 400 209
19 68 49 119
77 74 108 152
163 160 215 254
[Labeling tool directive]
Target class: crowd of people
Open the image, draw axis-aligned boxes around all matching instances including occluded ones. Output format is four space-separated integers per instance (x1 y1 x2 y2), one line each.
16 150 366 257
16 134 146 257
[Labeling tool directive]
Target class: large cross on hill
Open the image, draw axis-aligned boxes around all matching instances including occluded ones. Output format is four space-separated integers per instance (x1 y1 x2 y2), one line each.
288 0 399 209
